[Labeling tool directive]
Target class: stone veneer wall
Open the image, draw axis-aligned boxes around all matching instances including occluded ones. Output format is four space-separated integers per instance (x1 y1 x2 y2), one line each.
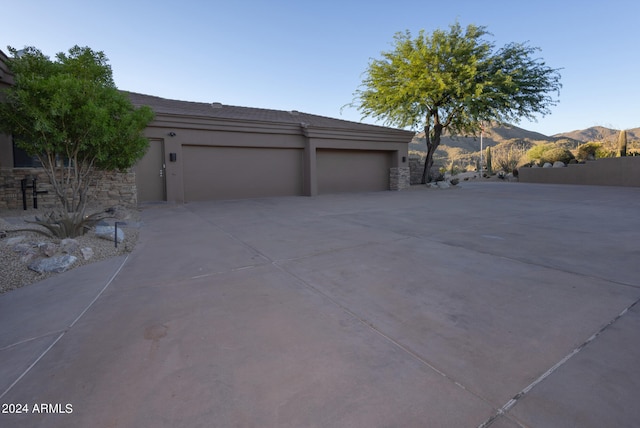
389 167 410 191
0 168 137 211
409 155 426 185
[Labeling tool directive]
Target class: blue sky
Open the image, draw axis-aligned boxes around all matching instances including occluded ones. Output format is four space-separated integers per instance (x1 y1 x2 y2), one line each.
3 0 639 136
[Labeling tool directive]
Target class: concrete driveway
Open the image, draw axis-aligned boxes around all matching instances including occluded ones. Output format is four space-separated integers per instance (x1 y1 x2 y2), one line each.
1 182 639 427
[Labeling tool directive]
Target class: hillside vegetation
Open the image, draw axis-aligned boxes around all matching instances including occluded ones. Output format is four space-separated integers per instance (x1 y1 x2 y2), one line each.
410 124 640 173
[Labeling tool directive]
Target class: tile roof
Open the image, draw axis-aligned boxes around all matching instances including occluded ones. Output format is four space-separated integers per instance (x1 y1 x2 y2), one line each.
125 91 409 134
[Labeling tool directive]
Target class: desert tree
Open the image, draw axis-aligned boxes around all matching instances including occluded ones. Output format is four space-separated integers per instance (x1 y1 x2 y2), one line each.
351 22 562 182
0 46 154 237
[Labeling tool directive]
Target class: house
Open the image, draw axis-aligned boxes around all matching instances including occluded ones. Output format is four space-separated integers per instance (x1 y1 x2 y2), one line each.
0 49 413 207
128 92 413 203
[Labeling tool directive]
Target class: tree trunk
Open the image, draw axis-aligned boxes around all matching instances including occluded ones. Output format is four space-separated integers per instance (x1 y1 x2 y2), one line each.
421 123 443 183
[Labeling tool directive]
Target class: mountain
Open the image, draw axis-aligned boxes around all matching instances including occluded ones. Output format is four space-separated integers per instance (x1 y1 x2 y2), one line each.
410 124 639 154
409 123 562 153
553 126 640 143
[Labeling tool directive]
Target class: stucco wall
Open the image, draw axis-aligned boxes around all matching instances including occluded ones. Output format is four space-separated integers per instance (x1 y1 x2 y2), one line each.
0 168 137 211
139 113 412 202
518 157 640 187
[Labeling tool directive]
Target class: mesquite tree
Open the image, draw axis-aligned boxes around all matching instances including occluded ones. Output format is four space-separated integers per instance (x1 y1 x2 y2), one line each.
352 22 562 182
0 46 154 237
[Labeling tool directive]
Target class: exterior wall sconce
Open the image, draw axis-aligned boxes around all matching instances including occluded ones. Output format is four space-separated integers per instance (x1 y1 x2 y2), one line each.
168 132 176 137
169 153 177 162
402 156 406 163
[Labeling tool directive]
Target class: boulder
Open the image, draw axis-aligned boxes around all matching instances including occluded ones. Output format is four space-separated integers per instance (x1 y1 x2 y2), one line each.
61 238 80 254
552 161 566 168
95 225 125 243
38 242 58 257
29 255 77 273
542 162 553 168
105 205 131 220
81 247 94 261
437 181 450 189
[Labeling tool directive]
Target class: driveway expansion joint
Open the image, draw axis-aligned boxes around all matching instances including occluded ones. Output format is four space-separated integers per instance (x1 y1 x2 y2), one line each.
477 296 640 428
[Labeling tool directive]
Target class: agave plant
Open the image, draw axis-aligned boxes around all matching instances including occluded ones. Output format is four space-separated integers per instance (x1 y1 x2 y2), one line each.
13 208 117 239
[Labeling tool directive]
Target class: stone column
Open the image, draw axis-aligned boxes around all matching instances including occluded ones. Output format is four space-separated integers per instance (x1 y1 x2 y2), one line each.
389 167 410 191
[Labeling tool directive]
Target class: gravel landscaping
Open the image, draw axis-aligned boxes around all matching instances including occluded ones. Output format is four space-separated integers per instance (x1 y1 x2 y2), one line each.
0 206 139 294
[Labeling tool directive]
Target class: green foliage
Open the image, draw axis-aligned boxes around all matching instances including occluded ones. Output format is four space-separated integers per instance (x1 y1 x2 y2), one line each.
576 142 601 160
596 146 615 159
526 143 552 162
543 147 574 164
618 130 627 157
526 143 574 165
0 45 154 236
350 21 562 182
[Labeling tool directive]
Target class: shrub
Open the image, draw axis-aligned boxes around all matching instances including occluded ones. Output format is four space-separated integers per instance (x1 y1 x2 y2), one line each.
576 142 601 161
596 146 615 158
541 147 575 164
527 143 575 166
492 146 525 173
526 143 554 163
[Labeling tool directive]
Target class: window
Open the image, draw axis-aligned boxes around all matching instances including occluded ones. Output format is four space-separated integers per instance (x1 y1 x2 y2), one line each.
13 138 42 168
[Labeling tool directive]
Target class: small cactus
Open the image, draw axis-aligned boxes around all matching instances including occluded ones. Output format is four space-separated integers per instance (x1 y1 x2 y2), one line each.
618 130 627 157
486 146 493 175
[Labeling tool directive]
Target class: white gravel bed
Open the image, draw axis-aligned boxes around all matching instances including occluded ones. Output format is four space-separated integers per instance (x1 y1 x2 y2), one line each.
0 208 139 294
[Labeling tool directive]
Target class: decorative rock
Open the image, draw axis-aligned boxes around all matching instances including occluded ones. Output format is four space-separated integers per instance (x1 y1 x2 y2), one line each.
105 204 129 220
61 238 80 254
38 242 58 257
12 243 34 255
552 161 566 168
6 236 26 246
95 225 125 243
28 255 77 273
81 247 94 261
437 181 450 189
543 162 553 168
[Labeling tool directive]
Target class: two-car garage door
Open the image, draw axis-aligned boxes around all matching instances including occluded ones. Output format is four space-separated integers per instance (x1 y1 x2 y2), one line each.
182 145 392 201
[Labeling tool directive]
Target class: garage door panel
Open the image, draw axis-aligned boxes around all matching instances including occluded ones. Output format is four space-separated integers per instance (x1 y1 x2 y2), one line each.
183 146 303 201
317 149 391 194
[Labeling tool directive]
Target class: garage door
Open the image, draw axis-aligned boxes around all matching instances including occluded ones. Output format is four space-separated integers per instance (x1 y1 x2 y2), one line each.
317 149 391 194
183 146 303 201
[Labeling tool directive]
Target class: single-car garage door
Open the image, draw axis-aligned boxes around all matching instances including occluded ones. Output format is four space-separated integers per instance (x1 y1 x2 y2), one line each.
317 149 391 194
183 146 304 201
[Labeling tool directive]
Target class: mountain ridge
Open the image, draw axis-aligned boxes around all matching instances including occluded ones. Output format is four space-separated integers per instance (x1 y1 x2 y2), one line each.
410 124 640 153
